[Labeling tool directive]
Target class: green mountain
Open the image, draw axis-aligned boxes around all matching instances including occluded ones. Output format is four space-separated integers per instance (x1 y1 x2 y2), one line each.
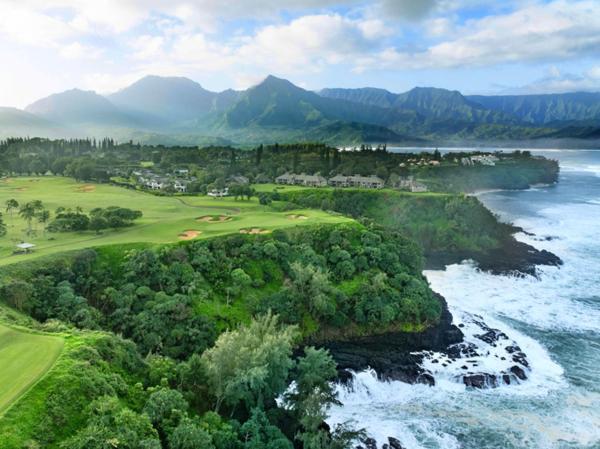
467 92 600 124
2 75 599 144
0 107 66 138
108 75 240 124
25 89 136 126
320 86 513 124
222 75 417 129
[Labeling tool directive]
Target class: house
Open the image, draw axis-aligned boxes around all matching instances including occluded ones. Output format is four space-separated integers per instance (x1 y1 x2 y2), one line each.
329 174 384 189
394 176 428 192
461 155 498 166
173 180 188 193
347 175 384 189
328 174 349 188
276 173 327 187
276 173 296 185
294 174 327 187
208 187 229 197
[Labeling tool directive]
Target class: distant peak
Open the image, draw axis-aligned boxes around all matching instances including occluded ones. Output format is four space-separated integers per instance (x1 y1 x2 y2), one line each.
260 75 293 86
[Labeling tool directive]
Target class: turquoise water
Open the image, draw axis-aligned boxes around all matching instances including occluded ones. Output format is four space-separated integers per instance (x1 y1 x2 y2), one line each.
329 149 600 449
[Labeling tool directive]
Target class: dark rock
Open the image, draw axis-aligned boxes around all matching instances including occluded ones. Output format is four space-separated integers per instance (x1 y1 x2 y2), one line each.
324 294 463 384
425 238 562 277
505 345 521 354
502 374 511 385
463 373 498 388
512 352 529 367
475 329 508 345
364 437 377 449
417 372 435 386
510 365 527 381
388 437 404 449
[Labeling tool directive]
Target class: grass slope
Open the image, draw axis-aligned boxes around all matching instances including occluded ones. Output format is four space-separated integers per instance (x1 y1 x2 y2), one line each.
0 177 351 266
0 323 64 414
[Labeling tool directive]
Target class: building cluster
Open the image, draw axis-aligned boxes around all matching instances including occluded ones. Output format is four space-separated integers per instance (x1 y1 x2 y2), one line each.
399 158 440 168
276 173 385 189
460 155 499 166
275 173 328 187
132 169 193 193
392 176 428 193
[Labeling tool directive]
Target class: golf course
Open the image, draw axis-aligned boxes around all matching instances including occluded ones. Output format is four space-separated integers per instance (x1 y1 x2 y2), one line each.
0 176 351 266
0 323 64 415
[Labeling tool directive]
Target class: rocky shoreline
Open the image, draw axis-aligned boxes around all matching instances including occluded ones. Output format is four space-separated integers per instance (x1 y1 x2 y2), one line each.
324 294 463 386
425 235 562 277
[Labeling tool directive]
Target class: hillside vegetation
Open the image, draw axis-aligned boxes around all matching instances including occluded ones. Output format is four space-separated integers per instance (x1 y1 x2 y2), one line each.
0 222 439 448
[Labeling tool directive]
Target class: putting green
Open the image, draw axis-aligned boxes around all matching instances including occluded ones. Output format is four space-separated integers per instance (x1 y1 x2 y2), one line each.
0 177 352 266
0 324 64 414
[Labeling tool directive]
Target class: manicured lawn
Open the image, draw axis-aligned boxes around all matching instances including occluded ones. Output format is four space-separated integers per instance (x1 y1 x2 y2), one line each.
0 323 64 415
0 177 352 266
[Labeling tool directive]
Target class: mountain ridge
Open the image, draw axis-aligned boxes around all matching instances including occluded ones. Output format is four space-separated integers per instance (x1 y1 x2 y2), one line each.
2 75 598 145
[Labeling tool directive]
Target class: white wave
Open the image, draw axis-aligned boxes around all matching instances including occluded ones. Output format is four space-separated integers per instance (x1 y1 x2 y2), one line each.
329 153 600 448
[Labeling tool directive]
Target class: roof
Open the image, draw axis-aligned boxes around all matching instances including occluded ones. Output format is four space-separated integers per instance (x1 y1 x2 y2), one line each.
16 243 35 249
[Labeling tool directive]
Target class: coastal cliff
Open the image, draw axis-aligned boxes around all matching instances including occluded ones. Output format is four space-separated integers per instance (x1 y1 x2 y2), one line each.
324 294 463 385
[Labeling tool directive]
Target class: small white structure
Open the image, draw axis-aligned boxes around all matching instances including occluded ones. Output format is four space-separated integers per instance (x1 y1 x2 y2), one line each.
15 242 36 253
208 187 229 197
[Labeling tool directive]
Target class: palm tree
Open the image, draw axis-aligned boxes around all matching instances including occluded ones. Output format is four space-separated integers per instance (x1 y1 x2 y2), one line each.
19 201 44 235
37 209 51 236
5 199 18 221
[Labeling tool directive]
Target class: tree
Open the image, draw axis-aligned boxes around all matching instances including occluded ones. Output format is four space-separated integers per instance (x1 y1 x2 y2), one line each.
19 201 43 235
5 198 18 219
226 268 252 304
0 212 6 237
239 408 293 449
89 215 108 234
37 209 50 236
285 347 341 449
168 418 215 449
201 313 298 413
61 396 161 449
143 387 188 435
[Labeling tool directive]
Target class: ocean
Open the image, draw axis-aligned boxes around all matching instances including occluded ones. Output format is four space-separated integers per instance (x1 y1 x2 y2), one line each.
328 149 600 449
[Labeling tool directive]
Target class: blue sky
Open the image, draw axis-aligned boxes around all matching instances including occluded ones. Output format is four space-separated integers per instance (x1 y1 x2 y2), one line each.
0 0 599 108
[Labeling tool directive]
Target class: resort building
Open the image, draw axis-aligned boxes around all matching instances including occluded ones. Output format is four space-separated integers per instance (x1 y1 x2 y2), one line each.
276 173 327 187
328 175 385 189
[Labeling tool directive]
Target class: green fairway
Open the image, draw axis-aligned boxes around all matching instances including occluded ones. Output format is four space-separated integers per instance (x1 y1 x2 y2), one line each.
0 323 64 414
0 177 352 266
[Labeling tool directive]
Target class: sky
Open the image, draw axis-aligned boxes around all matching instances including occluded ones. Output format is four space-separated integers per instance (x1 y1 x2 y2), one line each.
0 0 599 108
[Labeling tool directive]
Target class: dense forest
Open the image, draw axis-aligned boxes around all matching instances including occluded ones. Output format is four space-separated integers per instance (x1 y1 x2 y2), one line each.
0 138 559 194
0 223 440 448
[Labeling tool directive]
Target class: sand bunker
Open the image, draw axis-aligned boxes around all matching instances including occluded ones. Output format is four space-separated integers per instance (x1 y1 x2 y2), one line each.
76 184 96 193
178 230 202 240
240 228 271 235
287 214 308 220
197 215 232 223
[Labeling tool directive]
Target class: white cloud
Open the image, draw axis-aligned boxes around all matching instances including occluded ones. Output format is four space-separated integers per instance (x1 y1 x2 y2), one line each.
237 14 390 72
130 35 165 60
0 4 78 47
363 0 600 70
59 42 103 59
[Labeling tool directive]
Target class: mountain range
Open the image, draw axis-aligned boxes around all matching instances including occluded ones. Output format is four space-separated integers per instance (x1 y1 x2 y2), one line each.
2 74 599 145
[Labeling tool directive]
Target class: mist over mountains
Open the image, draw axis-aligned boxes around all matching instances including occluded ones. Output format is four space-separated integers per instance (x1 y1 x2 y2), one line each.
2 75 600 145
